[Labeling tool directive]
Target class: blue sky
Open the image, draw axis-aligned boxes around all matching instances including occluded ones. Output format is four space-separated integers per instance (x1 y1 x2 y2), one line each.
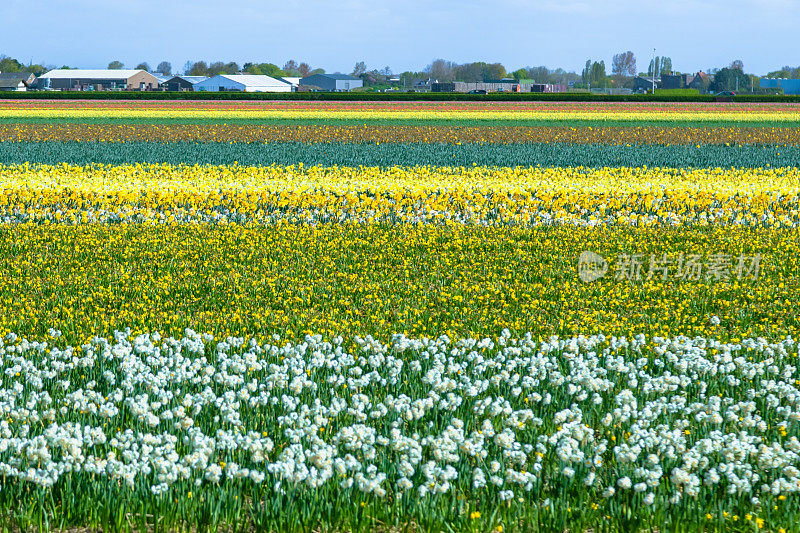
3 0 798 75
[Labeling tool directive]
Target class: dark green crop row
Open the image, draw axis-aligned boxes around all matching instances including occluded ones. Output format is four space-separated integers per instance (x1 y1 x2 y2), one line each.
0 91 797 102
2 141 798 167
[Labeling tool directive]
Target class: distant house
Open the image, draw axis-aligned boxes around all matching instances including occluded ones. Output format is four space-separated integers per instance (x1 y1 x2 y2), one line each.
633 76 660 92
409 78 436 92
193 74 292 92
0 72 36 91
660 74 691 90
687 71 711 91
37 69 159 90
151 73 170 86
760 78 800 95
163 76 208 91
299 74 363 92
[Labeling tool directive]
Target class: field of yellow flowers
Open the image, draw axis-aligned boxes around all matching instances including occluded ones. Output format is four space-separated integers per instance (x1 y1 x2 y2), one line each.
0 100 798 532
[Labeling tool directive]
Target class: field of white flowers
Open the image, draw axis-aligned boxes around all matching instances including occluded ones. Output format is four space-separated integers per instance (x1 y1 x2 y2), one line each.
1 326 798 531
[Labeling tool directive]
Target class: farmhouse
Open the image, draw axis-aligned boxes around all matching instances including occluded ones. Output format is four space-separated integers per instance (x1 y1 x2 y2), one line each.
633 76 660 92
299 74 363 92
193 74 292 92
0 72 36 91
37 69 159 90
687 71 711 91
163 75 208 91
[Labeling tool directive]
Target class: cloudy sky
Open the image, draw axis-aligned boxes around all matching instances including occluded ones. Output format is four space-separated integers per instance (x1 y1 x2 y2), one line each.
3 0 798 74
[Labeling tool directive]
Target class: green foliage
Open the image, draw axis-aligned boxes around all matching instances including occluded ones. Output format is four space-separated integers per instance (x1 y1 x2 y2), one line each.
107 61 124 70
243 62 286 77
582 59 608 87
710 68 751 93
0 55 24 72
654 88 700 96
454 62 506 82
3 141 800 168
511 68 528 80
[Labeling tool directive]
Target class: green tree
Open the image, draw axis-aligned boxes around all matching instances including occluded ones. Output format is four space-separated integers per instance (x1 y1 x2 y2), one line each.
0 55 24 72
710 67 749 92
243 63 285 77
511 68 528 80
660 57 672 75
135 62 150 71
108 60 124 69
186 61 208 76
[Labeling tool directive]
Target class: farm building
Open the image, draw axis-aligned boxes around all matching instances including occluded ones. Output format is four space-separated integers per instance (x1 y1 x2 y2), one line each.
163 76 208 91
633 76 660 92
279 77 301 90
760 78 800 95
687 71 712 91
431 80 566 93
37 69 159 90
660 74 693 89
0 72 36 91
299 74 363 92
193 75 292 92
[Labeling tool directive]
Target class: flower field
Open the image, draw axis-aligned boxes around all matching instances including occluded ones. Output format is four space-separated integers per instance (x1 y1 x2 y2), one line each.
0 99 799 532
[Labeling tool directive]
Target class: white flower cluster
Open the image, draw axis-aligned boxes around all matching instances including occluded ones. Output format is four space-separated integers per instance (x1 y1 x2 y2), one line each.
0 328 799 506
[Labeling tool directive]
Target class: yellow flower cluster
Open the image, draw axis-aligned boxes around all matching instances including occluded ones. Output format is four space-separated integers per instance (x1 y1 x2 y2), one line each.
1 163 798 226
3 123 800 145
3 108 800 122
0 224 795 345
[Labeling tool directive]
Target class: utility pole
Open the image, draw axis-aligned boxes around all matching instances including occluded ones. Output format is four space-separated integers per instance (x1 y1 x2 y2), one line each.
652 48 656 93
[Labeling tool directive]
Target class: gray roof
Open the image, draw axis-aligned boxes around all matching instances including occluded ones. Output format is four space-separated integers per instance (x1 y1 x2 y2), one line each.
166 75 208 84
39 69 150 80
180 76 208 84
0 72 34 83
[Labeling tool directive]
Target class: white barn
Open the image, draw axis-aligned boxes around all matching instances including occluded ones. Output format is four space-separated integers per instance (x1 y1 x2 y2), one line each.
193 74 292 92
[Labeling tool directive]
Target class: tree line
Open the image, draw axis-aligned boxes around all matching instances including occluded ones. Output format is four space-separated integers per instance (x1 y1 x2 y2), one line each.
2 52 796 93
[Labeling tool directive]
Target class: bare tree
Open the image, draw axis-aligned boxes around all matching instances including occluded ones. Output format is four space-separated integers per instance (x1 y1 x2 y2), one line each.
352 61 367 76
283 60 299 74
425 59 455 82
730 59 744 71
612 51 636 77
156 61 172 76
298 62 311 76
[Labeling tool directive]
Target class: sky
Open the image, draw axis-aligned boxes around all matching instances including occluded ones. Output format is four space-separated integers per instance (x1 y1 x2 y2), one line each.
2 0 799 75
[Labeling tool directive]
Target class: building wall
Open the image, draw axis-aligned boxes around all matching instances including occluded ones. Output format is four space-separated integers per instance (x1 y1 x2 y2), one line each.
300 75 336 91
335 79 363 91
42 77 129 90
760 78 800 95
128 71 159 90
39 72 159 91
194 78 246 91
195 77 292 92
432 81 564 93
